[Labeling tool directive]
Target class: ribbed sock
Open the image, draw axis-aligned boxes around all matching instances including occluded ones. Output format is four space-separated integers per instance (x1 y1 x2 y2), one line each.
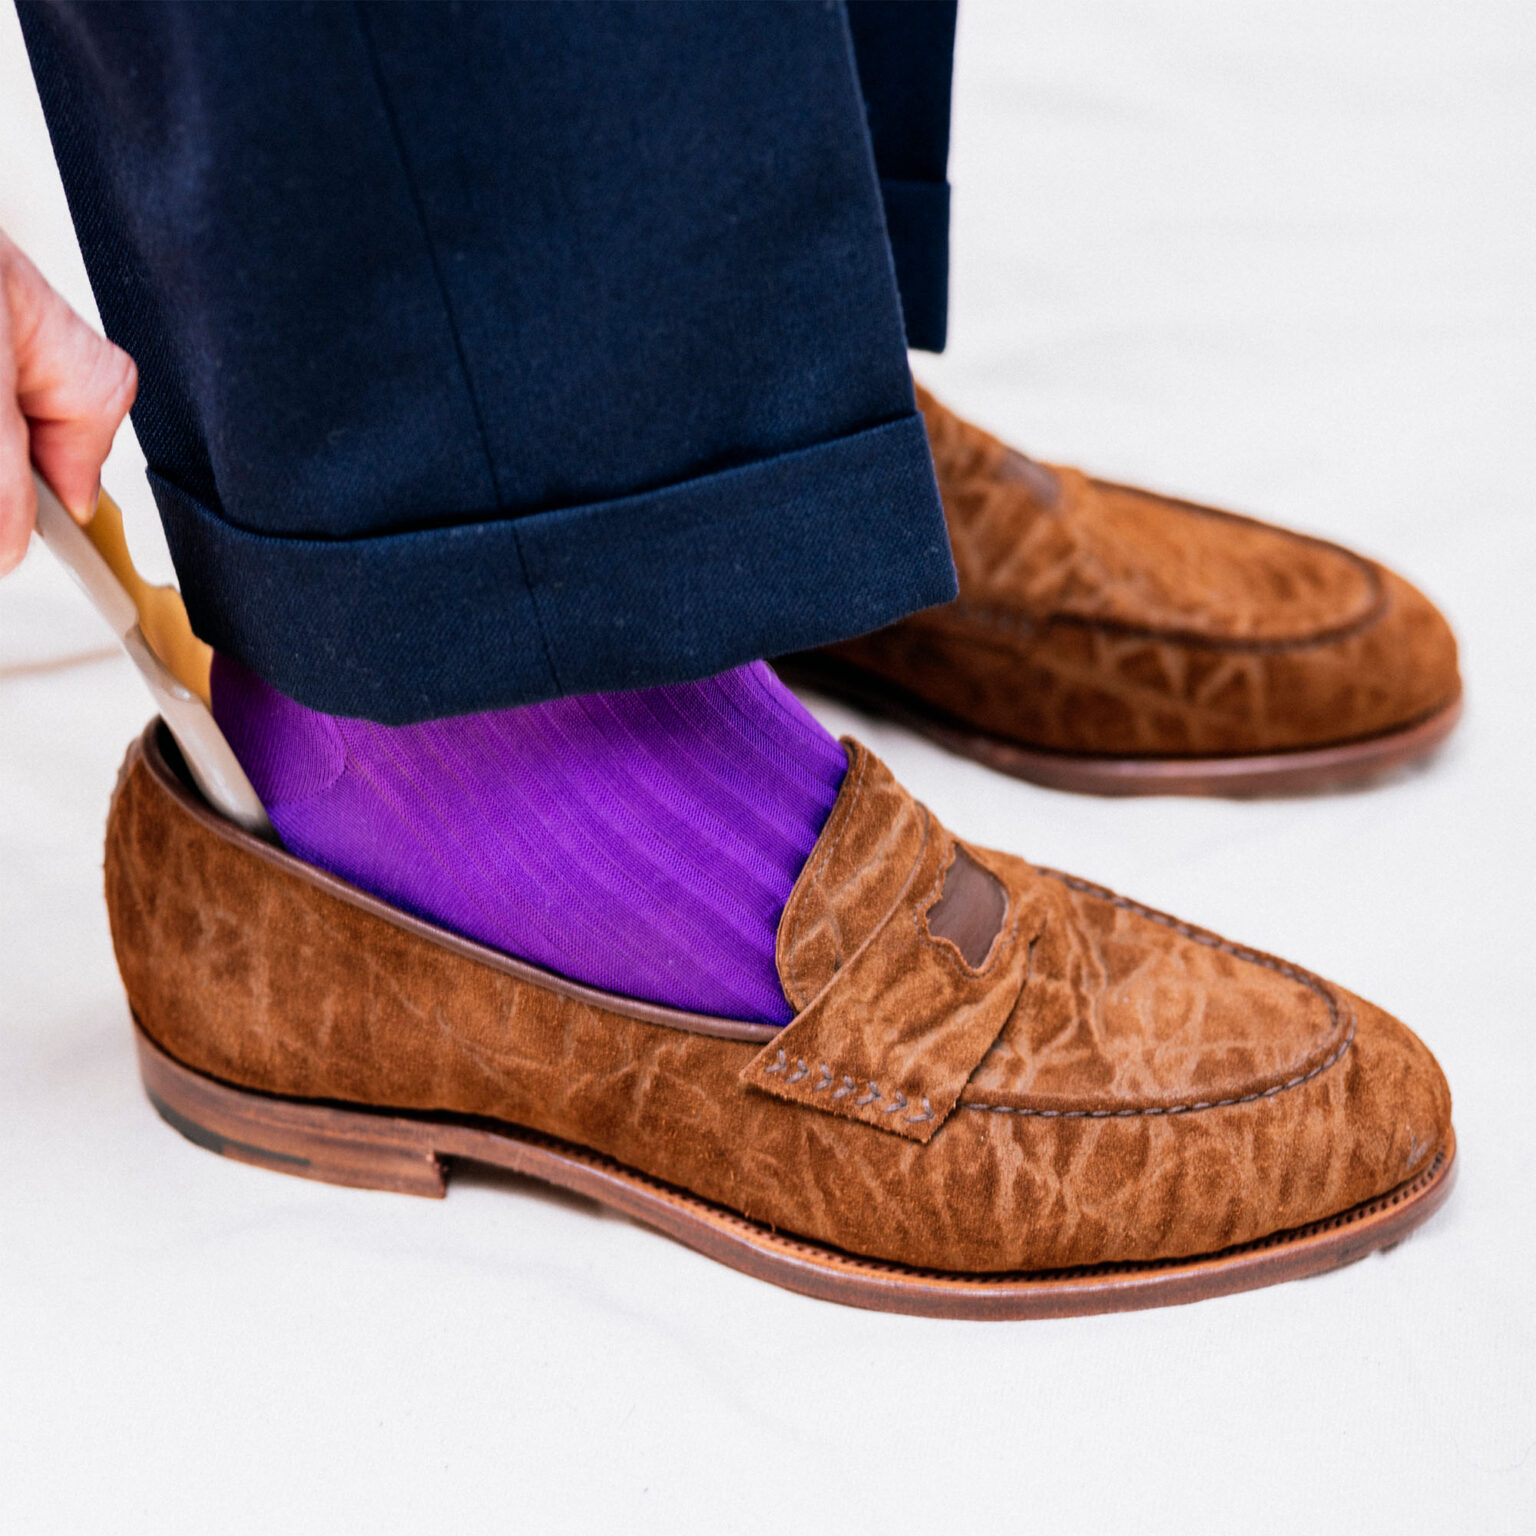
210 656 847 1024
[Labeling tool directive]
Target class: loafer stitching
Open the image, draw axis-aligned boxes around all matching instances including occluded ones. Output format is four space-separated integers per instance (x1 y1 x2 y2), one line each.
759 1047 936 1123
935 461 1387 653
942 575 1389 657
962 868 1355 1119
964 1025 1354 1120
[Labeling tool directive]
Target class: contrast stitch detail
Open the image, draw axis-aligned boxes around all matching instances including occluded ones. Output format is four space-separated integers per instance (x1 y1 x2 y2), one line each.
757 1049 934 1124
961 868 1355 1118
785 747 868 1010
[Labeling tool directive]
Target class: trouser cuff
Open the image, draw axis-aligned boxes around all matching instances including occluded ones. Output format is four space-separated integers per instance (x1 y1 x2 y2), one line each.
153 412 956 723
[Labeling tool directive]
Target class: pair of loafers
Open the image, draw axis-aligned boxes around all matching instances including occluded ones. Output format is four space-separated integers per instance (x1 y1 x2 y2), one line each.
111 389 1461 1317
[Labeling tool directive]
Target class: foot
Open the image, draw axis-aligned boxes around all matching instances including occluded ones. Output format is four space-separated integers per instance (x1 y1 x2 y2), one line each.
780 384 1462 794
210 655 846 1024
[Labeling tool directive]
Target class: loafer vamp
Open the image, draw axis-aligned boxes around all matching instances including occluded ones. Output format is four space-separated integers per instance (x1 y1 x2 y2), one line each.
878 992 1450 1273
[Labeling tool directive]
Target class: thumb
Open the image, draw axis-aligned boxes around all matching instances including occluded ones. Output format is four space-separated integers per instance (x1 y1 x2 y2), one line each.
1 233 137 566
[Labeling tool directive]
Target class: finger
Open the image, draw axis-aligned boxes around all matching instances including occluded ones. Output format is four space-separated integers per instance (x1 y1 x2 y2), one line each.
0 280 36 575
2 236 137 524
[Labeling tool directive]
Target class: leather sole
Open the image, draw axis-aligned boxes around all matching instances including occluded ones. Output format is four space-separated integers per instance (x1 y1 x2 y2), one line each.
135 1016 1457 1320
774 655 1464 797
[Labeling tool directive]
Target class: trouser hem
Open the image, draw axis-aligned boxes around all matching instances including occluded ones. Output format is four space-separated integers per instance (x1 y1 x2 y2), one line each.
152 411 955 723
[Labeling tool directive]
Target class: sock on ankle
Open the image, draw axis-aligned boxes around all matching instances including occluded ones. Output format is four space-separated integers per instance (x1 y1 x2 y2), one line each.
210 655 847 1024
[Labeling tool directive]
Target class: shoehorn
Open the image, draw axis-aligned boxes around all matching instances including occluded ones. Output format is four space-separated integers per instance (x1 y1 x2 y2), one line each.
31 468 275 840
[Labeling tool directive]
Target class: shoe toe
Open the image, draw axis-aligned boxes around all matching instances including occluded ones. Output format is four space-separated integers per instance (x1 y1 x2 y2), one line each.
1260 563 1461 751
1314 990 1454 1201
941 867 1455 1272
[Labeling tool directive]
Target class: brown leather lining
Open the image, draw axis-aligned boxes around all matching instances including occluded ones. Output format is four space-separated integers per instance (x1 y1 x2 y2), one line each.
927 844 1008 968
137 722 780 1045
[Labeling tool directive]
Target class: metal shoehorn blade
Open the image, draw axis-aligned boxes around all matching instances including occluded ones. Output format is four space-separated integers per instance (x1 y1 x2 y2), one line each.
31 469 274 839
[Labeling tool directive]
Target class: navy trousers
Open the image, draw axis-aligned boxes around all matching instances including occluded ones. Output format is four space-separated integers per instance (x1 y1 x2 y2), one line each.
19 1 959 723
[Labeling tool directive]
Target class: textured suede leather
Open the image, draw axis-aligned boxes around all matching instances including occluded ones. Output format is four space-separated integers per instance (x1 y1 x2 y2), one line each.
809 386 1462 757
104 729 1452 1274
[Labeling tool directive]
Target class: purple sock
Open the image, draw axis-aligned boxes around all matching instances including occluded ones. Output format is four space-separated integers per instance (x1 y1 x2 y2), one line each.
210 656 846 1024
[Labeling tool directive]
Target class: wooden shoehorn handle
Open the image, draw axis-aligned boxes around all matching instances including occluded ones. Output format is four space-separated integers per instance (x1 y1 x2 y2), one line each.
31 470 274 840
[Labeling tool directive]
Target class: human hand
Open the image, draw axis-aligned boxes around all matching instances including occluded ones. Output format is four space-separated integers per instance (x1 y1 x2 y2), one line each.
1 228 137 574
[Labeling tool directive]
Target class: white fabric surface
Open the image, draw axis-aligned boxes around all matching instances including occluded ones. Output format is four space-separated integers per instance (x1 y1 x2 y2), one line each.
1 3 1532 1531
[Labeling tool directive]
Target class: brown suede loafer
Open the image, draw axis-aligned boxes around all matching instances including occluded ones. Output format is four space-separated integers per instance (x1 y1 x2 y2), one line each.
778 385 1463 795
107 721 1455 1317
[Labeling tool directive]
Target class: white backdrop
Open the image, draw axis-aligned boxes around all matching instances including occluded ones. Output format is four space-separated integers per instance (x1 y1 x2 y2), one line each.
2 4 1532 1532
